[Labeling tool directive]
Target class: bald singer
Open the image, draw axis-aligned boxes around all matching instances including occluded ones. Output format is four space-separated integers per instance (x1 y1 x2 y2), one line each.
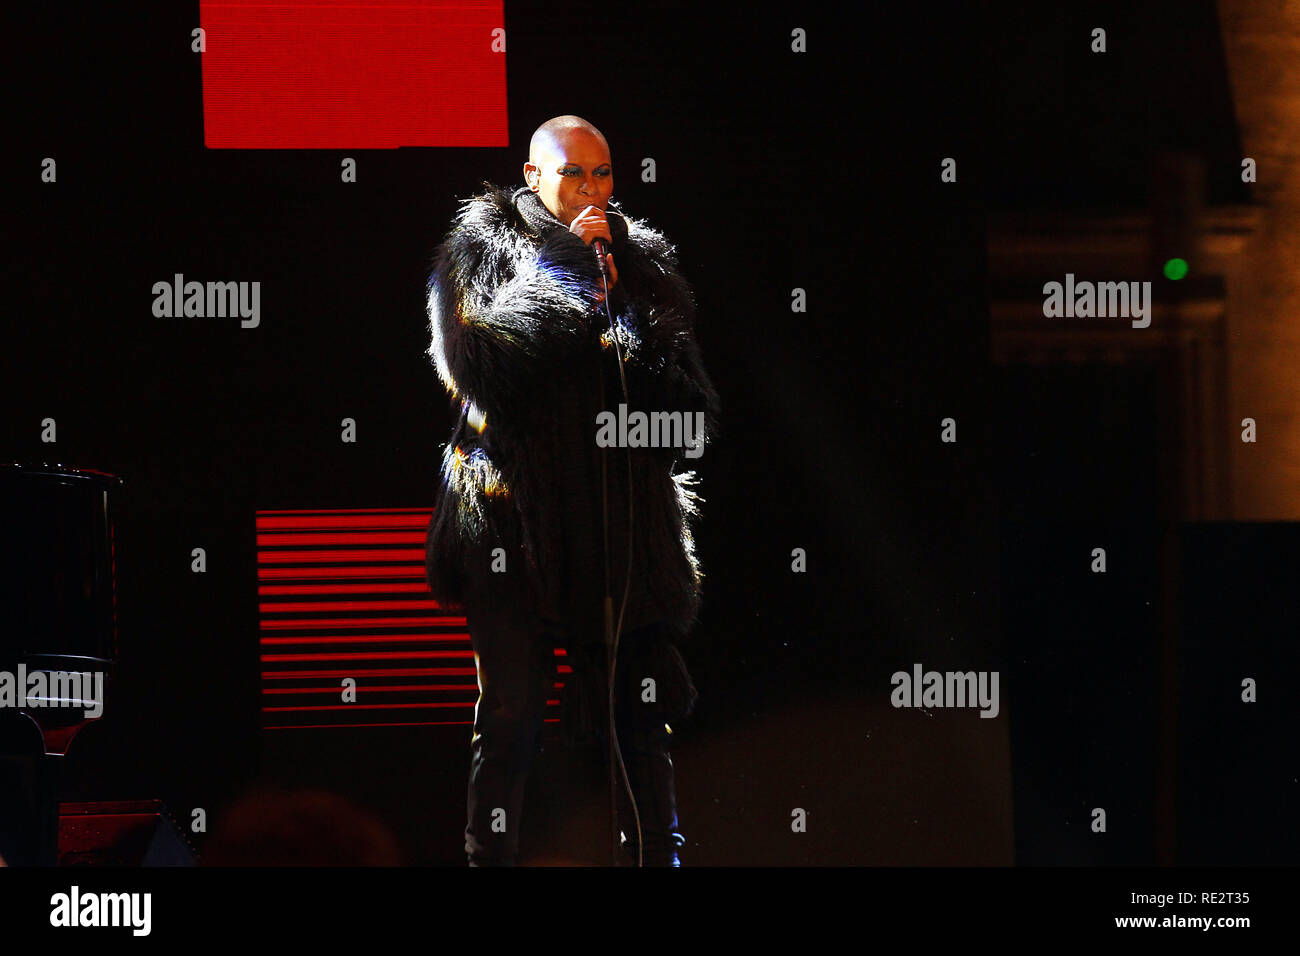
424 115 720 866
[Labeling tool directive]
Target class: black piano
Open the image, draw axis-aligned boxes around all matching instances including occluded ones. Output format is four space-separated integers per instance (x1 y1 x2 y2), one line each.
0 462 121 865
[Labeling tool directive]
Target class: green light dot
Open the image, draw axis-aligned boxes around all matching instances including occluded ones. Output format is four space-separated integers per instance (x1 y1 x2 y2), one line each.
1164 258 1189 280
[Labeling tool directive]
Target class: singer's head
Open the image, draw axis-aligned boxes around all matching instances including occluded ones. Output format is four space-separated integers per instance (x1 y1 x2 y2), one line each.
523 115 613 227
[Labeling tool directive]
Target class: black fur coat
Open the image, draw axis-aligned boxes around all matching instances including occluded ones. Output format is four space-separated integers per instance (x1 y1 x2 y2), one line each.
423 183 720 642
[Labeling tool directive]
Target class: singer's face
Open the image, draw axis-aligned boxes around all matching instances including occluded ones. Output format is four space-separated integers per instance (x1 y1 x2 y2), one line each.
525 129 613 226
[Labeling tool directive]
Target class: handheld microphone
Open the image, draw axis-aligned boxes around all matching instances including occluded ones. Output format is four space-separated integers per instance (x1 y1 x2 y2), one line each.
592 207 624 276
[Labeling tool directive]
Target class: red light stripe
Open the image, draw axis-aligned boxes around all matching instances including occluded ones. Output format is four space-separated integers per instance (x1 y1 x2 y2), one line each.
264 684 476 695
261 616 463 629
259 599 445 613
257 507 432 516
258 566 432 580
257 513 431 530
260 633 470 645
257 532 428 546
262 668 476 678
261 721 561 729
259 549 425 562
259 582 436 595
262 650 473 662
264 702 475 712
264 721 478 729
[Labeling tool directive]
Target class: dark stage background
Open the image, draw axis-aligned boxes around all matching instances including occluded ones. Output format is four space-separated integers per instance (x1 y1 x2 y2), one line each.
3 0 1295 867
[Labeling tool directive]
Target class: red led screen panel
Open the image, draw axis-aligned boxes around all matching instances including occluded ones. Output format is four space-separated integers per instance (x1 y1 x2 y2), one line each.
200 0 508 148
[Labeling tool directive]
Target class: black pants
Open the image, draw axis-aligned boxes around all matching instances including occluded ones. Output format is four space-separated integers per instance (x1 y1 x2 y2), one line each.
462 588 684 866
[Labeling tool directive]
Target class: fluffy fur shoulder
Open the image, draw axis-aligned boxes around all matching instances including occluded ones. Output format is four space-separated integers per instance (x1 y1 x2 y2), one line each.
608 213 697 347
425 184 603 425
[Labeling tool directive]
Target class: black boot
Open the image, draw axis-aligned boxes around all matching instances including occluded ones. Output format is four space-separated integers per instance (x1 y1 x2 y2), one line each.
613 729 685 867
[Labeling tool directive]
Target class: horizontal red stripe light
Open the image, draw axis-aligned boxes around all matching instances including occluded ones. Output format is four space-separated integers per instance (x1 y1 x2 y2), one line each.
256 507 569 731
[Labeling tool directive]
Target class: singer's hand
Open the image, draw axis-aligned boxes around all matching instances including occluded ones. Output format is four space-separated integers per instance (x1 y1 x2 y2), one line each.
568 204 613 247
569 205 619 305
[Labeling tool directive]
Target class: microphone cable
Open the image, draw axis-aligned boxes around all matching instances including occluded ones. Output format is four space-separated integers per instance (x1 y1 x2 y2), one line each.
593 208 642 866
